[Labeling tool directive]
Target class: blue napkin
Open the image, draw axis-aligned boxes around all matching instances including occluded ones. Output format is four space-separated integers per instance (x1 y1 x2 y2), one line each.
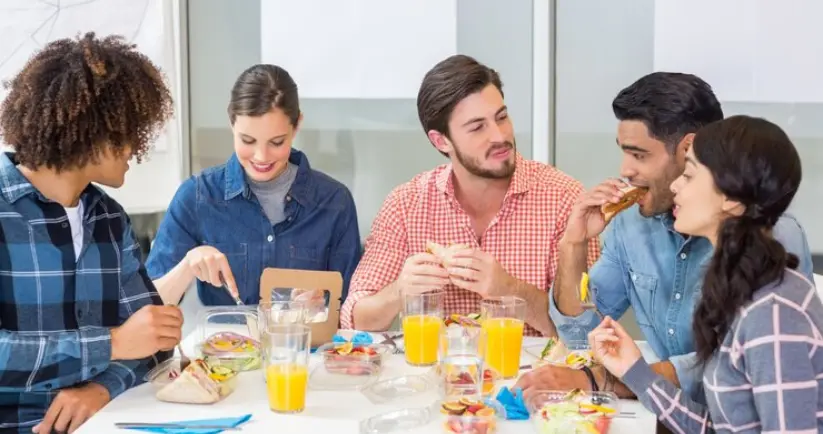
495 387 529 420
332 331 373 345
124 415 251 434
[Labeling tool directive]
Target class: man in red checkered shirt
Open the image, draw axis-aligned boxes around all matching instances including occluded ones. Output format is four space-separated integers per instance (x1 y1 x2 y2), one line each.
340 55 600 337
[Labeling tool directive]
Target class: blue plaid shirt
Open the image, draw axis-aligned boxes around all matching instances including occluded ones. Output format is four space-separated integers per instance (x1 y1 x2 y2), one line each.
0 153 171 432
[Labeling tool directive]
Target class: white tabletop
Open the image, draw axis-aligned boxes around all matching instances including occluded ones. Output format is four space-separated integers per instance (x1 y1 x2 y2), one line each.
76 332 659 434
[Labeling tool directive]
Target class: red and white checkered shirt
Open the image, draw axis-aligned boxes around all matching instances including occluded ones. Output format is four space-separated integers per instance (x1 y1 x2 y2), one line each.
340 153 600 336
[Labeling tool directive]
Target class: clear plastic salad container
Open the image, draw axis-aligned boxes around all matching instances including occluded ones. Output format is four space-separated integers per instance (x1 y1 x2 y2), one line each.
526 389 619 434
197 307 262 371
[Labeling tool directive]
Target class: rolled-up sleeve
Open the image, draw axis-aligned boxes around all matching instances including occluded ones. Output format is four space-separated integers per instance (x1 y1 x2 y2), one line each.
549 222 630 341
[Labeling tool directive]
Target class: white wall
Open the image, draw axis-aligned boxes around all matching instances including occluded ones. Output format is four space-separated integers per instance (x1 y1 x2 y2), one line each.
554 0 823 253
187 0 541 237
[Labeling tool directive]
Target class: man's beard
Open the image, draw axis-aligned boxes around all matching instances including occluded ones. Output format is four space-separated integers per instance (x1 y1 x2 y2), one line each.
452 140 516 180
638 167 680 217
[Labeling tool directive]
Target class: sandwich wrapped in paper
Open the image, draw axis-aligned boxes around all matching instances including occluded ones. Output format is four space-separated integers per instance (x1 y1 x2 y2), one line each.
146 358 238 404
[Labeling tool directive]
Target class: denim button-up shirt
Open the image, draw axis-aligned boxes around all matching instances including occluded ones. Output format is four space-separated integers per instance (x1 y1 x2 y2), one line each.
147 149 362 305
550 209 814 401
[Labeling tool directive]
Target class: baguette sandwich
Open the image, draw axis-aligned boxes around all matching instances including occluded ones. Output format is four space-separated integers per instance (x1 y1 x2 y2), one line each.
601 185 648 223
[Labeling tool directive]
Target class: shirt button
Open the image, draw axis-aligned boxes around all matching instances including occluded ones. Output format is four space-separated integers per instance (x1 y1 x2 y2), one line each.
286 217 292 222
631 274 637 281
680 252 687 259
45 383 52 390
286 195 292 202
90 367 98 374
267 235 274 242
675 293 681 300
77 309 83 318
61 222 68 228
668 328 675 335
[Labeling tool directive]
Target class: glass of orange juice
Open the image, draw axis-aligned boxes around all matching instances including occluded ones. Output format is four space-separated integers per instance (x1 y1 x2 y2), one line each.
401 289 444 366
263 324 311 413
481 296 526 379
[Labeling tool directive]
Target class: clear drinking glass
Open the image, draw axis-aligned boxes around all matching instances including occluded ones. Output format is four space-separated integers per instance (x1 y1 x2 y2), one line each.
481 296 526 379
400 289 444 366
263 324 311 414
257 299 309 336
438 325 486 401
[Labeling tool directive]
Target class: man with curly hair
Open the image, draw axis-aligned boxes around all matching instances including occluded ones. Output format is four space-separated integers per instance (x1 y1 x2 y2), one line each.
0 33 182 433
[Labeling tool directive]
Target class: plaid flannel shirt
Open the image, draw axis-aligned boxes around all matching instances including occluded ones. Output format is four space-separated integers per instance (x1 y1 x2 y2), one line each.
0 153 171 432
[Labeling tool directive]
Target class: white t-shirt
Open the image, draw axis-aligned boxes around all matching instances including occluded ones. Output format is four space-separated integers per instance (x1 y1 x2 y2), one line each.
63 202 84 261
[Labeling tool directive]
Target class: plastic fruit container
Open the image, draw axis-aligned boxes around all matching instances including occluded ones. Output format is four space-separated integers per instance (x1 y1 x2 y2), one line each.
526 389 618 434
439 397 506 434
316 342 391 375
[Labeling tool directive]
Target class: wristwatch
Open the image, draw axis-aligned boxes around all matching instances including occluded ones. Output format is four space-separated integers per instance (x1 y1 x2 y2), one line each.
581 366 599 391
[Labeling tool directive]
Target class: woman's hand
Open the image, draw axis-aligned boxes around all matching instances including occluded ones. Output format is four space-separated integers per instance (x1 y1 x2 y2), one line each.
588 316 643 378
184 245 239 297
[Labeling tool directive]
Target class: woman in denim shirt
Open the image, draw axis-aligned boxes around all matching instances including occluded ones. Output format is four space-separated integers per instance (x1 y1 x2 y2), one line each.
146 64 362 307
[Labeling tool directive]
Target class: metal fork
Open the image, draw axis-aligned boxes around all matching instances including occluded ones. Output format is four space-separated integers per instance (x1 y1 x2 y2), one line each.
380 332 404 354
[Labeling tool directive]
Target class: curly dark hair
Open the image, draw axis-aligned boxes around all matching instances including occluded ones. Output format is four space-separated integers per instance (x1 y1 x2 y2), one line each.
0 32 173 171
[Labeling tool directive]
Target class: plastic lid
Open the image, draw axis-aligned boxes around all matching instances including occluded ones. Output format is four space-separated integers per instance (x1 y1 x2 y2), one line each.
361 374 433 405
359 407 434 433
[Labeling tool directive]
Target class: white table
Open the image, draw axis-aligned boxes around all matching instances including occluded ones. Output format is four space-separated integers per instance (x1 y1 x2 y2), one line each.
76 333 659 433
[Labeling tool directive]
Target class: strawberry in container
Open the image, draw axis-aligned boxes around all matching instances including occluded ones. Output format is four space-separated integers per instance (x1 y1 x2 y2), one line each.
440 397 505 434
527 389 618 434
316 342 391 376
437 365 499 398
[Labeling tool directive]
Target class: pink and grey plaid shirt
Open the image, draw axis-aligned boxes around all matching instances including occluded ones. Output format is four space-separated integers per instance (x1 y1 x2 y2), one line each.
622 268 823 433
340 153 600 336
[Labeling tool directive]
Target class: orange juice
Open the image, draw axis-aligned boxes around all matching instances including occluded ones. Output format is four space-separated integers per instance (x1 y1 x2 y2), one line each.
266 364 308 413
482 317 524 378
402 314 441 366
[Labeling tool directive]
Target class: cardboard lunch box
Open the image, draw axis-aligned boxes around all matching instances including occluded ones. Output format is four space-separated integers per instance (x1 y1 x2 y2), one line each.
258 268 342 348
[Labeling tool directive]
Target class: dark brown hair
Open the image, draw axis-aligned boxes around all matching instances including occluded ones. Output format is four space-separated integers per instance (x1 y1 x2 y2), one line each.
0 32 173 171
227 64 300 126
417 55 503 156
692 115 801 363
612 72 723 153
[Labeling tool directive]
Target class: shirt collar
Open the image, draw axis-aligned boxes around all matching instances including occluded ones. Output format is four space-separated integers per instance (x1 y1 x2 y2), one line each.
0 152 104 209
0 152 38 203
435 151 531 198
224 148 315 207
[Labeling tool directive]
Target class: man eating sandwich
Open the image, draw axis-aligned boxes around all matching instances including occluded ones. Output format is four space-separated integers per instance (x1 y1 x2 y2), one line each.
340 55 600 336
516 72 814 402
